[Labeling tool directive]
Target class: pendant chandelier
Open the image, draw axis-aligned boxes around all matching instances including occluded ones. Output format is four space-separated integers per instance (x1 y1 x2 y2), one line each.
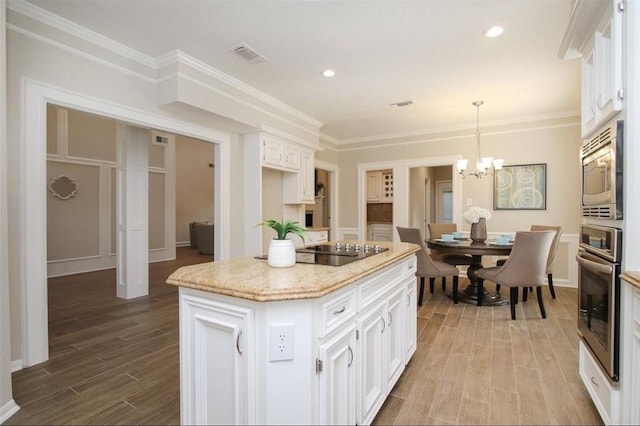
456 100 503 179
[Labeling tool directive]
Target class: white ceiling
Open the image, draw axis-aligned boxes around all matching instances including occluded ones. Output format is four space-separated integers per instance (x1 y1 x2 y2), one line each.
26 0 581 143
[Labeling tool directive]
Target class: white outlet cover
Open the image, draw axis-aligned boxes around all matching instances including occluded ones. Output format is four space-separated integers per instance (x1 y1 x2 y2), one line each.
269 323 295 361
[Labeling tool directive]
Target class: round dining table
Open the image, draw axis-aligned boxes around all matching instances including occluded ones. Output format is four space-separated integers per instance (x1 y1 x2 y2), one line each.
427 238 513 306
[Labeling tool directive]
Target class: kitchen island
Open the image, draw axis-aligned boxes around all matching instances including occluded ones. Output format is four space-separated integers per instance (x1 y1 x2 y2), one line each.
167 241 420 425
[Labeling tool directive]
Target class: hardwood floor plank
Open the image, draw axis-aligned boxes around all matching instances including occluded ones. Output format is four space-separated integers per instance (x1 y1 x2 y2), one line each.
429 354 469 423
491 339 516 392
514 366 551 425
488 386 520 425
462 343 491 404
457 396 489 425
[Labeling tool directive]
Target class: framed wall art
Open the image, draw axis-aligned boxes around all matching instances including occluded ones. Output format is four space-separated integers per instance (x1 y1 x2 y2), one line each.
493 163 546 210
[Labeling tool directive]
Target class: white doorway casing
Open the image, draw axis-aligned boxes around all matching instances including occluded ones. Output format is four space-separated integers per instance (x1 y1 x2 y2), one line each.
20 79 231 367
357 156 462 242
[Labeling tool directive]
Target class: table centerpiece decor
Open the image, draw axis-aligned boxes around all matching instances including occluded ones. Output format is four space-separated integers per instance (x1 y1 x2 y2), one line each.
463 207 491 243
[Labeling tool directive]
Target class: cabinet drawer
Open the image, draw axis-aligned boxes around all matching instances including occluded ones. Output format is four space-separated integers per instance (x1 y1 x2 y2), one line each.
318 288 357 338
315 231 328 242
403 256 416 278
579 341 618 424
359 263 403 309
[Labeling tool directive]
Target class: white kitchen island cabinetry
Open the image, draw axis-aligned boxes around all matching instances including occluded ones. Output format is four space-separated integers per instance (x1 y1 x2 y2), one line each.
168 242 419 425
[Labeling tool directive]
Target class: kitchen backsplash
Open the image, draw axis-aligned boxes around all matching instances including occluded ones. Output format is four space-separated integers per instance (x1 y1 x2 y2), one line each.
367 203 393 223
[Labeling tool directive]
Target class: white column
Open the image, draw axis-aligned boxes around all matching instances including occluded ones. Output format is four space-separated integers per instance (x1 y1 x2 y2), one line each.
116 123 149 299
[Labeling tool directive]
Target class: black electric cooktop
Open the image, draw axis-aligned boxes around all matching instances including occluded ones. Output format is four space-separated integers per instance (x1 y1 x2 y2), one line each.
255 243 389 266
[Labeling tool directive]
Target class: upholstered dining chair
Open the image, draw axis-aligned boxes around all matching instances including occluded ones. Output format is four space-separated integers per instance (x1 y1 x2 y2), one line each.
496 225 563 300
427 223 473 290
477 230 555 320
397 226 460 306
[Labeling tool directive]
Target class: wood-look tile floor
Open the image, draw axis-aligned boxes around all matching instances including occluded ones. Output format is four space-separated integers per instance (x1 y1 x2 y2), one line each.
6 247 212 426
7 250 603 425
373 282 604 426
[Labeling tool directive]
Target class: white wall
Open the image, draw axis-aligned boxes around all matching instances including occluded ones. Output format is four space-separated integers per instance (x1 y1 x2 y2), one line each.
339 117 582 236
175 135 215 245
1 1 19 421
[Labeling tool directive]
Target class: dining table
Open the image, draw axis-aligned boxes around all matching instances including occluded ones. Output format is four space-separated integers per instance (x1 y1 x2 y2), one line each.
427 238 513 306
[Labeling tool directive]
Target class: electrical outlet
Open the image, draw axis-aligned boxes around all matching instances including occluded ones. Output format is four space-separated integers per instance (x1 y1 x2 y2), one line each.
467 198 473 207
269 323 295 361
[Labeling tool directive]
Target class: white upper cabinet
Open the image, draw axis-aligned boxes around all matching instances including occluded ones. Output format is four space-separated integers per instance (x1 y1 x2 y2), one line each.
283 148 315 204
262 135 301 172
560 0 623 138
367 170 393 203
583 2 623 137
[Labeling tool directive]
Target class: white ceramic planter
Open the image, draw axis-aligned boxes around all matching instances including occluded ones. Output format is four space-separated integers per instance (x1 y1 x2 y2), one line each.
267 239 296 268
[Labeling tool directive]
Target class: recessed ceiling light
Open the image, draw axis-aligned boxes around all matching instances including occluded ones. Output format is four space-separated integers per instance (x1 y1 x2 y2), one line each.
484 26 504 38
322 69 336 77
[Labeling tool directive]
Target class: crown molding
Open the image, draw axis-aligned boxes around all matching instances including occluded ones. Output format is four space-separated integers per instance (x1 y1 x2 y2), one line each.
334 110 581 147
337 115 581 152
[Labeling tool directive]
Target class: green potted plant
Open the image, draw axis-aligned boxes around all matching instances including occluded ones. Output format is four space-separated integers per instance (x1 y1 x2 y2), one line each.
258 219 306 267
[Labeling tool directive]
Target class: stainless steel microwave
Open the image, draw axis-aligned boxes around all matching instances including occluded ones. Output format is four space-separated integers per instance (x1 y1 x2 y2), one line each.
581 119 623 219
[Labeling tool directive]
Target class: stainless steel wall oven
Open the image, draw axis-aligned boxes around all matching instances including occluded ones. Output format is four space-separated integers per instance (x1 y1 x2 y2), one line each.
581 119 623 219
576 224 622 383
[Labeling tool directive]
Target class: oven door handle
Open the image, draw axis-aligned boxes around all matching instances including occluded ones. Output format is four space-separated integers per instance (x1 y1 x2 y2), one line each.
576 254 613 275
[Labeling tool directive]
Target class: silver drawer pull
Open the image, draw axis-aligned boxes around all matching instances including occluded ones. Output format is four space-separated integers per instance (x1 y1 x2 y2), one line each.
381 316 386 333
590 376 599 387
347 345 354 367
333 306 346 315
388 311 393 326
236 330 243 355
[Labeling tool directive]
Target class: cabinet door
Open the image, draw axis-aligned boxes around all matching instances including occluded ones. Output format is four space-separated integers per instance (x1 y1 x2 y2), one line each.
262 137 284 168
283 149 315 204
180 292 253 425
283 144 300 170
404 276 417 362
594 9 622 123
367 172 381 202
318 325 357 426
582 48 597 137
386 287 405 390
301 150 315 202
357 302 386 425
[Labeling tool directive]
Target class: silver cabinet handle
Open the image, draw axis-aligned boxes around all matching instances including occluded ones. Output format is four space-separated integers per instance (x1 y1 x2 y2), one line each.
381 316 386 333
347 345 353 367
388 311 393 326
333 306 346 315
407 294 411 306
236 329 243 355
590 376 599 387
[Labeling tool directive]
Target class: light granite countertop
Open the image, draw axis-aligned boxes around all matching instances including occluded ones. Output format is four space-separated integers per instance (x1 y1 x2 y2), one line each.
166 241 420 302
621 271 640 290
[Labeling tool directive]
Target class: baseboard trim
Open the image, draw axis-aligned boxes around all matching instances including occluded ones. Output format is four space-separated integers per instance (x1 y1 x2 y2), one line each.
0 399 20 423
10 360 22 373
176 241 191 248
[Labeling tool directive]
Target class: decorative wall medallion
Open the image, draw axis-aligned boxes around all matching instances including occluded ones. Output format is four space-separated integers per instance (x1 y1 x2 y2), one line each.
48 175 79 200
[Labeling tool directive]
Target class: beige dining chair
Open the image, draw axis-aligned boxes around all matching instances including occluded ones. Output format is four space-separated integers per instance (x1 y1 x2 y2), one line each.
397 226 460 306
496 225 562 300
427 223 473 290
477 230 555 320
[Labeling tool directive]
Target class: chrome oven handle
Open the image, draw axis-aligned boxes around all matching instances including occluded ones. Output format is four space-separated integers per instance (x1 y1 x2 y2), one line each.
576 254 613 275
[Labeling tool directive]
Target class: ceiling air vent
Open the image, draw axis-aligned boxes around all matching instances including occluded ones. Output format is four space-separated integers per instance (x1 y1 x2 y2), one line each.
390 100 414 107
230 44 268 64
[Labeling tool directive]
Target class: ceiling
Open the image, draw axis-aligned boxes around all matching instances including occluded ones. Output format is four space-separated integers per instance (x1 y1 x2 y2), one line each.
26 0 581 143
